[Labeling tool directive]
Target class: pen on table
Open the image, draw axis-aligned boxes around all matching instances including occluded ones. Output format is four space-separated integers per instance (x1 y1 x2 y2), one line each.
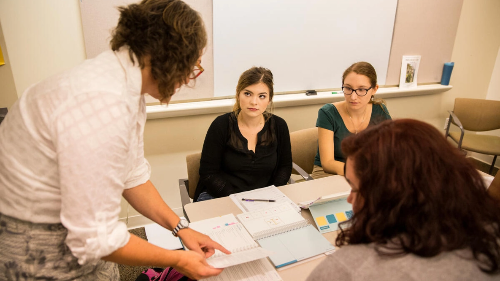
241 198 276 202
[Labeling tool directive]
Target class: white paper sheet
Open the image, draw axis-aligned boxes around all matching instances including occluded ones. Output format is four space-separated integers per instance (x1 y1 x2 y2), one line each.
201 258 282 281
144 223 183 250
207 247 274 268
230 185 300 213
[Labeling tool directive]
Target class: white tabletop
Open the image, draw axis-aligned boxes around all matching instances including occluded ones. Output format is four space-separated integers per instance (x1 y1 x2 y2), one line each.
184 175 351 281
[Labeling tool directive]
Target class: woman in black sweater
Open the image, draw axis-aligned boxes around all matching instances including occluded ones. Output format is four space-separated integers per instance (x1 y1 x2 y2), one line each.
194 67 292 201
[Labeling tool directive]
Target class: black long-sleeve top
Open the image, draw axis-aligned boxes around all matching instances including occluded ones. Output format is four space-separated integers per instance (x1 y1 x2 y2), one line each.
194 112 292 201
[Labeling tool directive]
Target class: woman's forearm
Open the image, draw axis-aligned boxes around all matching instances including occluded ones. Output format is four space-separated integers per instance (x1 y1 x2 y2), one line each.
322 160 345 176
103 234 179 266
103 234 224 280
123 180 179 230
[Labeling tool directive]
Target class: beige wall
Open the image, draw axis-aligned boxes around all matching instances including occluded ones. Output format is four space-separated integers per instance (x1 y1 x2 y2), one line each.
474 46 500 166
0 0 86 97
441 0 500 114
486 47 500 101
0 21 17 109
385 0 462 85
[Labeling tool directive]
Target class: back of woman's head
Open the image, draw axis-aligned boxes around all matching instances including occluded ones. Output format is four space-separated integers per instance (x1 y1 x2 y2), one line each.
339 119 500 273
233 67 274 113
111 0 207 102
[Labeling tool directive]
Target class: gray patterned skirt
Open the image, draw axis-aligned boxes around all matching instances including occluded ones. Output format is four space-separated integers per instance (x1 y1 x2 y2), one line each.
0 212 119 281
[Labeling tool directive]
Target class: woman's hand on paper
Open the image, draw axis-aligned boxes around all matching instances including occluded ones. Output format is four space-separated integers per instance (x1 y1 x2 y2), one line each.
174 250 223 279
178 228 231 258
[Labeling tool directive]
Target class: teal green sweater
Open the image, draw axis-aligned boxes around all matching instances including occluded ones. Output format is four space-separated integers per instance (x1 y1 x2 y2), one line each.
314 103 391 166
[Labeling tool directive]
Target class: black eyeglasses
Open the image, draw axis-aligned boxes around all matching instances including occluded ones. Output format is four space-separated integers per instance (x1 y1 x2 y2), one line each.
342 86 372 97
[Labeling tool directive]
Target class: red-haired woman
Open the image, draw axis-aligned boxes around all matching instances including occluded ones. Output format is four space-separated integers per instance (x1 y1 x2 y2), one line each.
308 119 500 280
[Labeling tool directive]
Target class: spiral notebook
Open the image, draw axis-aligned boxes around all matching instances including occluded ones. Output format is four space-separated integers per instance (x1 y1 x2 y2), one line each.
236 203 335 268
189 214 282 281
188 214 275 270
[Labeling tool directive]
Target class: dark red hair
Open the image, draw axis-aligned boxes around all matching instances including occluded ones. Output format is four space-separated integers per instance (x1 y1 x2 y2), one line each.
338 119 500 273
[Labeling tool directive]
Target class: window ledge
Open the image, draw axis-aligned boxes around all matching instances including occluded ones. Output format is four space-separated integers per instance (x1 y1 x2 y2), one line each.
146 84 452 120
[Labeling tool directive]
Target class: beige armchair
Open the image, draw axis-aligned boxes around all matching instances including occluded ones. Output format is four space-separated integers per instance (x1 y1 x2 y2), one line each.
178 152 201 221
0 108 7 124
289 127 318 182
445 98 500 175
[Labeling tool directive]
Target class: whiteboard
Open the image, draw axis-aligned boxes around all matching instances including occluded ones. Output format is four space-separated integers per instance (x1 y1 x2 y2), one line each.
79 0 214 102
213 0 398 96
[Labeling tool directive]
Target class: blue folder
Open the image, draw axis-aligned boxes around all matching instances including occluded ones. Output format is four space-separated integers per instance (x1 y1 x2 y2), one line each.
257 225 335 268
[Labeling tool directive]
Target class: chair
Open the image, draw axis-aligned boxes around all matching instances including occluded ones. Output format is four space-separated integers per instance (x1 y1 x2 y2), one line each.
0 108 7 125
445 98 500 175
289 127 318 182
178 152 201 221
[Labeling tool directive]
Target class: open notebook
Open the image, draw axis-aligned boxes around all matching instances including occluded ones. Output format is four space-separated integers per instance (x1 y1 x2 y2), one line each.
299 191 352 234
236 203 335 268
189 214 282 281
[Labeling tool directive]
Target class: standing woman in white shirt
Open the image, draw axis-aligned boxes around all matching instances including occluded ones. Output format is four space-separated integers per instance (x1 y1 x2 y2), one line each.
0 0 229 280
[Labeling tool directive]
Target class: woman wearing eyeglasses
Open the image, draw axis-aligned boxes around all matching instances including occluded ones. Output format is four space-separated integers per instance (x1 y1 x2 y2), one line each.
307 119 500 280
194 67 292 202
312 62 391 178
0 1 229 280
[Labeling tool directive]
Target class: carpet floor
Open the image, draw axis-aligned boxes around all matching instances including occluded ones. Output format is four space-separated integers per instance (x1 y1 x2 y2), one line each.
118 227 151 281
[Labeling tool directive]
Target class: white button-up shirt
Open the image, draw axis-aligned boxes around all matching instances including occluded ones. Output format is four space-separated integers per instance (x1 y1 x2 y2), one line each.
0 47 151 265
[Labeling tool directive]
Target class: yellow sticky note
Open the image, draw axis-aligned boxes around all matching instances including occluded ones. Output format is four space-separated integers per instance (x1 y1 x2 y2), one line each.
335 212 348 222
0 45 4 66
315 216 328 227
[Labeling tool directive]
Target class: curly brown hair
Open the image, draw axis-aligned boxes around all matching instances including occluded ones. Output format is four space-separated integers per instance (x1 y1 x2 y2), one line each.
110 0 207 102
339 119 500 274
